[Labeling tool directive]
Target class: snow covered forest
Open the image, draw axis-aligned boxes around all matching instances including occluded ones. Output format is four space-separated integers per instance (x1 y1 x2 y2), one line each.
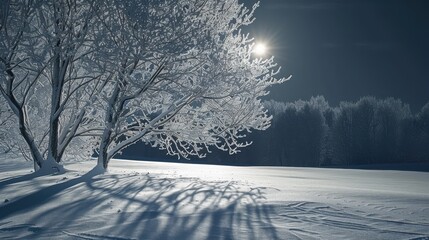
247 96 429 166
126 96 429 167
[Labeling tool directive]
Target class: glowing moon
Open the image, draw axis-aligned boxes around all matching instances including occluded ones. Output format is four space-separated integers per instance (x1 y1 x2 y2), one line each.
253 43 267 56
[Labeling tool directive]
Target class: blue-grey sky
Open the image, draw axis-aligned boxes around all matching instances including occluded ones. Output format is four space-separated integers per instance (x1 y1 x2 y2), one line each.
242 0 429 112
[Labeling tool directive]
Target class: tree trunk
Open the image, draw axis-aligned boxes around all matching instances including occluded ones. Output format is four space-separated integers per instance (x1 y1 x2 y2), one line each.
18 117 44 169
97 129 112 170
2 68 44 169
96 83 121 171
48 52 62 163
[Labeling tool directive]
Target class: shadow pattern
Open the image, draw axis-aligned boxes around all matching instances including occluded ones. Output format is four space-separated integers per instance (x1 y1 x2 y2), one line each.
0 172 280 239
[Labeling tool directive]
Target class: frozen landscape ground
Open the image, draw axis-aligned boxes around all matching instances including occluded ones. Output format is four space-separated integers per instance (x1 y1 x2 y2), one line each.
0 156 428 240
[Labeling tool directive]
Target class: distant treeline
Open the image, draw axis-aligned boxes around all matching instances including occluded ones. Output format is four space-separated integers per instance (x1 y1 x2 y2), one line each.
123 96 429 166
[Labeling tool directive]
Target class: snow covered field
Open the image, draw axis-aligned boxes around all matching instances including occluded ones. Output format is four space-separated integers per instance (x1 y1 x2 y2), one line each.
0 157 428 240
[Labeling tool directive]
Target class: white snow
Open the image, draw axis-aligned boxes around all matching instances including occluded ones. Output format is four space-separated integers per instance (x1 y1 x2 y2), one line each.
0 156 428 240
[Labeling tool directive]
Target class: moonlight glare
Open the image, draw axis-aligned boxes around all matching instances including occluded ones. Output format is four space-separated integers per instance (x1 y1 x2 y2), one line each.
253 42 267 56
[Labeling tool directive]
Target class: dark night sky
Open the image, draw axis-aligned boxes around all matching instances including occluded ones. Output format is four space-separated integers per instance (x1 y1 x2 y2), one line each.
242 0 429 112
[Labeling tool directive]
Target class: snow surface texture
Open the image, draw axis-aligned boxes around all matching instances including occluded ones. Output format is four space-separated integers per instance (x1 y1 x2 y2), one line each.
0 157 428 239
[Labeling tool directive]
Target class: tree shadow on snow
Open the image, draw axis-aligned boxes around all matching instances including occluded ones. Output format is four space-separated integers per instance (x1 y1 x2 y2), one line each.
0 170 102 219
0 170 58 191
0 171 280 239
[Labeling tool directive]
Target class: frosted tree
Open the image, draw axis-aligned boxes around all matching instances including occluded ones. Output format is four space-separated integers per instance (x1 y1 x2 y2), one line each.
0 0 46 166
373 98 411 163
1 0 104 173
1 0 287 173
92 0 287 171
0 91 40 165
